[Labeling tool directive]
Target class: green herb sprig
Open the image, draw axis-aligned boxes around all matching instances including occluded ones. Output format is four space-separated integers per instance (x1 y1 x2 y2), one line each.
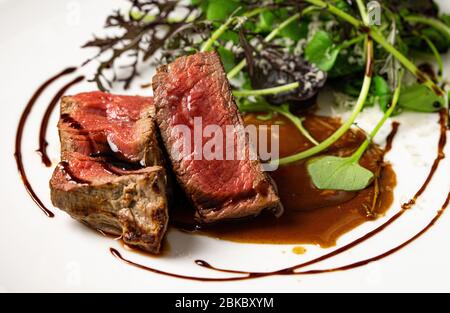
307 69 403 191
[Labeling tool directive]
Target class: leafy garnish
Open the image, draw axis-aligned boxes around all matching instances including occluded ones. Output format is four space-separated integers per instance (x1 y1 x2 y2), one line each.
308 68 404 191
398 84 444 112
238 98 318 145
83 0 449 176
304 0 445 96
217 46 236 73
241 36 327 105
83 0 200 91
307 155 374 191
274 35 375 166
305 31 340 71
206 0 241 22
371 75 392 112
84 0 448 105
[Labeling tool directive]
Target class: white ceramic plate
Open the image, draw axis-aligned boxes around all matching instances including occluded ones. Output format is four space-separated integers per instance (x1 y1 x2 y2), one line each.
0 0 449 292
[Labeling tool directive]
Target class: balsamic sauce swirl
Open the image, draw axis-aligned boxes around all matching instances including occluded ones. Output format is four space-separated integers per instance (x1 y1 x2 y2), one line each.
110 112 448 281
37 75 85 167
15 68 448 281
14 67 79 217
111 189 450 281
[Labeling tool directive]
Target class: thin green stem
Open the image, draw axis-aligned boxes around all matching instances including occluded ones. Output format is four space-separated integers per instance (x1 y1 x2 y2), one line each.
130 11 197 24
304 0 362 28
303 0 445 96
356 0 369 25
201 17 236 52
302 6 320 16
337 34 366 50
201 6 266 53
227 13 302 79
233 82 299 97
271 1 374 165
351 70 404 161
272 106 319 145
243 7 270 18
356 0 370 65
240 102 318 145
369 30 443 95
420 34 444 81
275 72 372 165
227 59 246 80
274 41 373 166
265 13 301 42
404 15 450 41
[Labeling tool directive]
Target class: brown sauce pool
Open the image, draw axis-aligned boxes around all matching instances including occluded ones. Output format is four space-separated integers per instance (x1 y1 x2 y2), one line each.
172 114 397 248
15 66 447 281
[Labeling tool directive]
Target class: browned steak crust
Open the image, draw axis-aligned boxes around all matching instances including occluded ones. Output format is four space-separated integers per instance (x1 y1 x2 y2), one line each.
50 92 169 253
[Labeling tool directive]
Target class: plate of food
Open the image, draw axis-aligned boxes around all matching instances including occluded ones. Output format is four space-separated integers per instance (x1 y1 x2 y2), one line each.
1 0 449 293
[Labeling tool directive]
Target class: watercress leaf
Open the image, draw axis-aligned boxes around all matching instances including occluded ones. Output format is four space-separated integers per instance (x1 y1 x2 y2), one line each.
372 75 392 111
305 31 340 71
217 46 236 72
206 0 240 22
398 83 445 112
280 23 304 41
307 155 374 191
257 11 276 33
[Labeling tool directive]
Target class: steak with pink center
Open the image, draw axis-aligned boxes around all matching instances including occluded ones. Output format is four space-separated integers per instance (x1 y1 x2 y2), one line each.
153 51 282 222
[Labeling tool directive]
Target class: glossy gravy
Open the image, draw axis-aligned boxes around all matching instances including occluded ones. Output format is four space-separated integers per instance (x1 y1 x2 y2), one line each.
172 114 397 247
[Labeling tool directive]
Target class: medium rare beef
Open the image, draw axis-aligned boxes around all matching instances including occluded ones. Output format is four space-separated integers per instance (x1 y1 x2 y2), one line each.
50 92 169 253
58 92 161 165
152 51 282 223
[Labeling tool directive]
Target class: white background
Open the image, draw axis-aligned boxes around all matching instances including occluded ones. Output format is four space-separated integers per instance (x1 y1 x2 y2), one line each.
0 0 449 292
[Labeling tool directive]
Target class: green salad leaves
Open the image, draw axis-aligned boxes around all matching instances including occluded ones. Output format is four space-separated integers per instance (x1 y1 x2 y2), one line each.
305 31 341 72
84 0 449 192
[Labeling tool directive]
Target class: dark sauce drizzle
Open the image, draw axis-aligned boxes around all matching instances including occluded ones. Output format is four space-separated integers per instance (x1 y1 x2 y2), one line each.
14 67 78 217
16 69 448 280
384 122 400 153
110 190 450 281
402 109 447 209
110 113 448 281
37 76 85 167
111 190 450 281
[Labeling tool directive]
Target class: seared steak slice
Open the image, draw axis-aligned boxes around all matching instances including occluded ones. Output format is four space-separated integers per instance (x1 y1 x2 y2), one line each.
152 51 282 223
51 153 167 252
50 92 168 253
59 92 161 166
